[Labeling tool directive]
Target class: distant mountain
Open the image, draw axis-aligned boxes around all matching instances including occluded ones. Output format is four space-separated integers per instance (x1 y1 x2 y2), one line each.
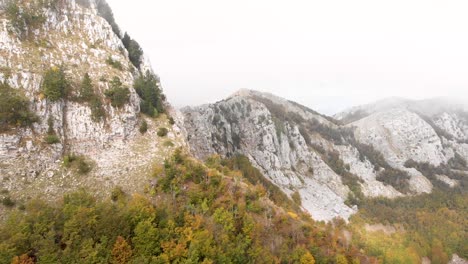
182 90 468 221
0 1 466 263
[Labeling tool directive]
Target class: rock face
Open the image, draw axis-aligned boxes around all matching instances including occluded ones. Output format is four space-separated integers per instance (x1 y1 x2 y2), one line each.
183 90 355 221
339 97 468 188
182 90 468 221
183 91 356 221
0 0 184 201
352 109 446 167
449 254 468 264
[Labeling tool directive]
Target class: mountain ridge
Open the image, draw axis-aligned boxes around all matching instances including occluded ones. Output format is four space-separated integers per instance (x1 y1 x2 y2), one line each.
0 1 466 262
0 0 184 206
182 89 468 221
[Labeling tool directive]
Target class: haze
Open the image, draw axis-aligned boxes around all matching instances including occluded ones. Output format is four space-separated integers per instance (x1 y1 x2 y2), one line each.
107 0 468 114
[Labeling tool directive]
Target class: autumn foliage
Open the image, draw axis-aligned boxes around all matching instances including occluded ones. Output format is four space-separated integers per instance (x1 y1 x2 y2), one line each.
0 149 375 263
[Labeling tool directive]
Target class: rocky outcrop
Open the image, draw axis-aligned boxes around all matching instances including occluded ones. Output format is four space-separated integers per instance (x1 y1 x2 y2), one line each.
182 91 356 221
449 254 468 264
182 90 468 221
339 97 468 192
352 109 447 167
0 0 182 201
183 90 381 221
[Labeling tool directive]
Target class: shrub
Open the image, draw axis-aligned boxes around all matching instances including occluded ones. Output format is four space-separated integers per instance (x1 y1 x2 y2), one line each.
352 142 390 170
157 127 168 137
0 82 37 131
44 134 60 144
220 155 299 211
139 120 148 134
106 56 123 70
376 168 411 194
42 66 69 101
122 33 143 68
291 191 302 206
44 116 60 144
404 158 467 191
104 77 129 108
134 71 165 116
90 95 105 121
79 73 106 121
5 1 45 39
63 154 92 175
168 117 175 125
448 152 467 170
79 73 94 101
317 150 364 203
111 186 125 202
1 196 15 207
77 159 91 174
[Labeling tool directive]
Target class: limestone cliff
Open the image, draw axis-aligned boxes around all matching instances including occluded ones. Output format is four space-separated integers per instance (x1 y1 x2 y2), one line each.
0 0 184 203
182 90 468 221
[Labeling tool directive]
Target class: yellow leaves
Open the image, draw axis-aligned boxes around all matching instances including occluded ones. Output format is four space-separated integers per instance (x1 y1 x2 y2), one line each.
300 251 316 264
206 169 219 178
253 184 267 198
335 254 348 264
228 170 243 179
11 254 34 264
201 259 214 264
287 211 299 220
127 194 156 223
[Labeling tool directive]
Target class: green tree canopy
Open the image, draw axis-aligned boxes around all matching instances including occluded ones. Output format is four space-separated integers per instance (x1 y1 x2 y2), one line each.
104 77 129 108
0 82 37 131
42 66 69 101
134 71 165 116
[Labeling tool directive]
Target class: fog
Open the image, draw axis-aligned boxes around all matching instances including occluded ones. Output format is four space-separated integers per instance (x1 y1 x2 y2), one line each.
107 0 468 114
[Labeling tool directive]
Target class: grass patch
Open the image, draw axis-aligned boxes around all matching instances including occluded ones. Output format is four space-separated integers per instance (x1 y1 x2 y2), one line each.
1 196 15 207
163 140 174 147
44 134 60 144
106 56 123 70
157 127 168 137
63 154 92 175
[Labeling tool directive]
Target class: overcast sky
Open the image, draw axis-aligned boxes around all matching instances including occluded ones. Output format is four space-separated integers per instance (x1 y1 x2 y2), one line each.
107 0 468 114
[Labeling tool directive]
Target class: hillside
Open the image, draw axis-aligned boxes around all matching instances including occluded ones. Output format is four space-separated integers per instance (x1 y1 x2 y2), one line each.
0 1 466 263
183 90 468 218
0 150 379 263
0 0 183 208
182 90 468 262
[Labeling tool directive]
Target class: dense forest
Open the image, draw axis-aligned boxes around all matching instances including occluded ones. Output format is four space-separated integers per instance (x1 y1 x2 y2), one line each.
1 150 467 263
352 190 467 264
0 150 376 264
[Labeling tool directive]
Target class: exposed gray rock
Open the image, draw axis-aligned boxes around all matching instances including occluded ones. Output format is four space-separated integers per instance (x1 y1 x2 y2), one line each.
449 254 468 264
182 90 468 221
0 0 180 200
183 90 358 221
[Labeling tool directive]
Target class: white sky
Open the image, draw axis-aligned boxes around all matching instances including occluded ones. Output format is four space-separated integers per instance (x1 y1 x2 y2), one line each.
107 0 468 114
